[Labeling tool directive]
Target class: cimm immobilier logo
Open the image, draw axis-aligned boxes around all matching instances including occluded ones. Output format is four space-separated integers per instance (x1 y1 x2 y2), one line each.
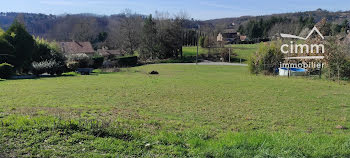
280 26 325 69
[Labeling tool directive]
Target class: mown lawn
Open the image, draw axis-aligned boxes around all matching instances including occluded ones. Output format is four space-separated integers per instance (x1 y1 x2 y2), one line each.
183 44 258 63
1 65 350 157
228 44 258 62
182 46 209 56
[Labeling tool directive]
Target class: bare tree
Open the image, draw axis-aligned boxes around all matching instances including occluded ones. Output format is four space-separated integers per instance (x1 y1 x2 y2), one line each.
105 16 122 49
174 11 189 58
71 17 98 42
119 9 143 55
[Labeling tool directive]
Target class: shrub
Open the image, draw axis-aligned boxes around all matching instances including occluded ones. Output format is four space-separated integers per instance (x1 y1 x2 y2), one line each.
219 48 236 62
66 61 80 71
248 42 284 75
0 63 14 79
67 54 93 68
341 60 350 79
32 60 65 76
324 37 350 80
92 55 104 69
32 60 55 76
115 56 138 67
31 38 67 75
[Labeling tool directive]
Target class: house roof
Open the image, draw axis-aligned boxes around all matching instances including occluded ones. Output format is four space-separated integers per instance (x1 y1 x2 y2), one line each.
59 41 95 54
97 49 123 56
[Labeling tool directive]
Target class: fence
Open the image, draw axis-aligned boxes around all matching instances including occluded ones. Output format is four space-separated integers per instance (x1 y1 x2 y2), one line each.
258 63 323 78
195 47 245 63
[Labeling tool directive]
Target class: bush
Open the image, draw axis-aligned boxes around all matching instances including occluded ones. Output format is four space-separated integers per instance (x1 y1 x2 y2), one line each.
248 42 284 75
66 61 80 71
325 37 350 80
115 56 138 67
31 39 67 75
0 63 14 79
32 60 65 76
67 54 93 69
92 56 104 69
219 48 236 62
341 60 350 79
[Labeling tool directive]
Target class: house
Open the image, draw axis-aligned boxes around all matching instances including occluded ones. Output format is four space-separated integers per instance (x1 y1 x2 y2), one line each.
59 41 95 56
222 29 239 43
97 47 124 58
217 33 223 42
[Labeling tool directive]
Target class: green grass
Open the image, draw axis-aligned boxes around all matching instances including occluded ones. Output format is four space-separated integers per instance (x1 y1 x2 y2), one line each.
182 46 209 56
1 65 350 157
228 44 258 62
183 44 258 63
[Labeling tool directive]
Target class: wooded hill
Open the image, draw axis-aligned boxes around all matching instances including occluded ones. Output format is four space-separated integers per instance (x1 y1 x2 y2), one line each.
205 9 350 29
1 9 350 46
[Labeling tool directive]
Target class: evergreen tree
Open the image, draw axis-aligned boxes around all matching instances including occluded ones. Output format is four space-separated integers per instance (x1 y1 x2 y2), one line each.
199 36 205 48
0 37 15 64
237 25 245 35
4 20 35 72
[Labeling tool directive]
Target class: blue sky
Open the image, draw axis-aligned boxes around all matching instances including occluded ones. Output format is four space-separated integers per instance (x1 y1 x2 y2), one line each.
1 0 350 20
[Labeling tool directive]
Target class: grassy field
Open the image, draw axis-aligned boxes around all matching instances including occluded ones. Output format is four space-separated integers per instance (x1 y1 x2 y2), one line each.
182 46 209 56
1 65 350 157
228 44 258 62
183 44 258 63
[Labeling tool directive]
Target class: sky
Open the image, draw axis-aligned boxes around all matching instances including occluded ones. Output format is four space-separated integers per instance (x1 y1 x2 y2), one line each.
1 0 350 20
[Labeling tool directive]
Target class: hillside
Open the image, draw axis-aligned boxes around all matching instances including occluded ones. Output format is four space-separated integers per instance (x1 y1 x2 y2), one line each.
1 9 350 44
204 9 350 30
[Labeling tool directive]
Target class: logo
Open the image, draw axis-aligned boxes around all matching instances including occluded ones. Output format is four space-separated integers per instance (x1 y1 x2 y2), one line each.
279 26 325 69
280 26 324 40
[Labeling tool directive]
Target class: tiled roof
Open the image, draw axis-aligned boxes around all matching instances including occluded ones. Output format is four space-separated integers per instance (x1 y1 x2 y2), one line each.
59 41 95 54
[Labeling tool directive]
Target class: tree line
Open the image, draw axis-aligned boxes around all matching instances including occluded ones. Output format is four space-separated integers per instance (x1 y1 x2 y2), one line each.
0 12 202 58
0 11 198 78
238 16 349 40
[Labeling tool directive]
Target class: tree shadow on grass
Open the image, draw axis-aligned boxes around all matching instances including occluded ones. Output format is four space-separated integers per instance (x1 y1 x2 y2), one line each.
8 73 78 81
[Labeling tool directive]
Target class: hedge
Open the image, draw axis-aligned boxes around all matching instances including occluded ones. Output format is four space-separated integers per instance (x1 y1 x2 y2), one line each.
115 56 138 67
0 63 14 79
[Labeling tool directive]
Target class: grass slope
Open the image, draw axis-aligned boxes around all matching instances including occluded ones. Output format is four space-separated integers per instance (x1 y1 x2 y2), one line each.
1 65 350 157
